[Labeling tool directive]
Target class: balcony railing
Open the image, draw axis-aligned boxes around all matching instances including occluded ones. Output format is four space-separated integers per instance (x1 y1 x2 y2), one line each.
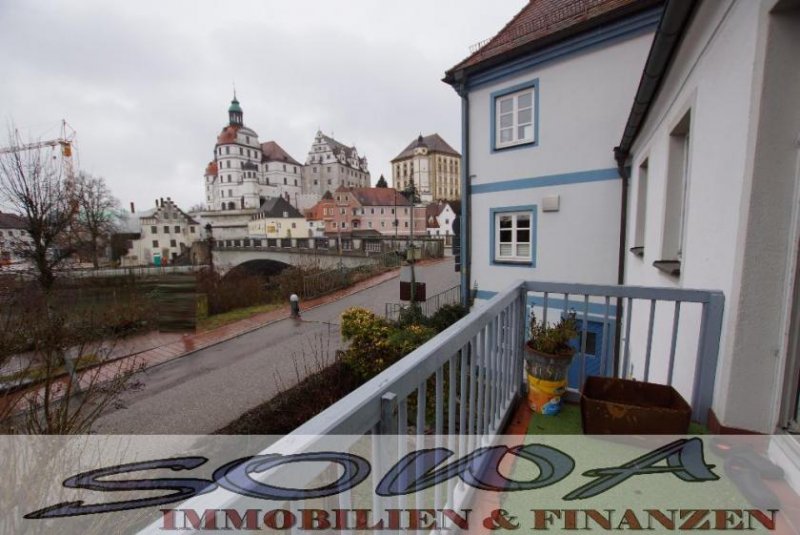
284 278 723 436
141 279 725 531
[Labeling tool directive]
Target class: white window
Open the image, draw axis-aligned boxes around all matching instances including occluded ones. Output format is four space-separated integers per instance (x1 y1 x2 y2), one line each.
495 87 535 148
663 111 691 262
633 159 648 251
495 212 532 262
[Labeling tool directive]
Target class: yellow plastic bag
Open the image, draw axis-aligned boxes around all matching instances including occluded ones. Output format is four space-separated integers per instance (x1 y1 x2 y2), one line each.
528 374 567 415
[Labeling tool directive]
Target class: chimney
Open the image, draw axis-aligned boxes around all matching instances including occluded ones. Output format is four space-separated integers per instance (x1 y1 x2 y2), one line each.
155 199 159 208
130 202 135 214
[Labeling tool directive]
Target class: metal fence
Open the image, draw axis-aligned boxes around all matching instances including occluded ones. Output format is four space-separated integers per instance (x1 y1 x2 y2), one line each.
283 278 724 434
214 235 446 259
523 280 724 423
384 284 461 322
300 252 403 299
62 265 199 279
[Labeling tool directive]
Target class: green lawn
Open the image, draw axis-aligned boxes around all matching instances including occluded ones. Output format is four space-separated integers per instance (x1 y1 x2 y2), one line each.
197 303 284 332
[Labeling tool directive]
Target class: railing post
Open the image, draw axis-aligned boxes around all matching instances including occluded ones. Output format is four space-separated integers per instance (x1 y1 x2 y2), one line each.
517 286 527 397
691 292 724 424
379 392 398 434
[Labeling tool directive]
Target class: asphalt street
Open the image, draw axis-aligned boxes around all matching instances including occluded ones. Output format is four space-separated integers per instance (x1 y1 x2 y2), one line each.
92 258 459 434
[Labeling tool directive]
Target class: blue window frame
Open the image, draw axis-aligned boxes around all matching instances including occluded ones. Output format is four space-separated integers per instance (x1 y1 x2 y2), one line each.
490 205 537 266
490 78 539 152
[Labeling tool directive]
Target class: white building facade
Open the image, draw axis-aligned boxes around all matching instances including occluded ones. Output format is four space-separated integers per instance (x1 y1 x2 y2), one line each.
0 212 32 268
247 196 310 239
619 0 800 433
426 201 457 245
205 97 302 212
301 130 370 198
445 2 660 303
392 134 461 202
202 97 304 240
121 198 200 267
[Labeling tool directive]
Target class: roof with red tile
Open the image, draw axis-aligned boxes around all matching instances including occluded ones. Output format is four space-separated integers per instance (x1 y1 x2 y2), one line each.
205 161 218 176
306 196 336 220
425 203 441 220
445 0 654 80
260 141 301 166
216 125 239 144
349 187 411 207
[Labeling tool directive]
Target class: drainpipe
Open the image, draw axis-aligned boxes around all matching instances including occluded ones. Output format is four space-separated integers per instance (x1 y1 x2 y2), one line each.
613 147 630 378
610 0 698 378
458 82 471 307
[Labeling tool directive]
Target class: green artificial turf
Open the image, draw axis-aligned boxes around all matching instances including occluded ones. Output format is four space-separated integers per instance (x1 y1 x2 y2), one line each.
527 402 583 435
526 402 708 435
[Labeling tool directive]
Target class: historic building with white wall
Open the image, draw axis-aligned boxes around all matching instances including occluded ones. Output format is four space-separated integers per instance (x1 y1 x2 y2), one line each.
392 134 461 202
120 198 200 267
247 196 312 239
201 96 304 239
446 0 800 436
444 0 660 303
616 0 800 434
301 130 370 198
0 212 32 268
425 200 458 246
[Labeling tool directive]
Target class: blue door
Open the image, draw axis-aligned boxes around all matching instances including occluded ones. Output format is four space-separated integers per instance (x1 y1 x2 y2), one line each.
567 320 611 390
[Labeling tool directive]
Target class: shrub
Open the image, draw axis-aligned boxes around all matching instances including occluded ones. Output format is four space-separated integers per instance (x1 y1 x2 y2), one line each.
386 324 436 356
396 303 427 328
197 269 270 315
528 311 578 356
340 307 394 380
428 303 469 332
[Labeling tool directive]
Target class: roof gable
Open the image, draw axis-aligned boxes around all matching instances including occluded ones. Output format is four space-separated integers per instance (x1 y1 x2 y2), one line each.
256 196 303 219
445 0 657 81
392 133 461 161
261 141 301 166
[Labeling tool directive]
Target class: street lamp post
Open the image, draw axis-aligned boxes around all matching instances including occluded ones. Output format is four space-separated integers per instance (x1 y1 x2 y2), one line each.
204 223 215 273
404 178 419 305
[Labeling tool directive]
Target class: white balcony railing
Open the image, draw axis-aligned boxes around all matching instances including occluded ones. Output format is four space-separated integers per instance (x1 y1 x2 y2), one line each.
140 279 724 533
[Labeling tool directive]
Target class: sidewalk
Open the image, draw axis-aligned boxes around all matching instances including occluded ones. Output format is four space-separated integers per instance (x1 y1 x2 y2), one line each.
120 256 447 371
120 263 409 372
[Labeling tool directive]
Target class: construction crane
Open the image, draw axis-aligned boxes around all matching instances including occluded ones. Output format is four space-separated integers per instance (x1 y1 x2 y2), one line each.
0 119 77 184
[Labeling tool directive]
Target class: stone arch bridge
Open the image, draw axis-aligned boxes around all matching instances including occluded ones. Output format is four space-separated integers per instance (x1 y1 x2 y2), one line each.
211 236 443 275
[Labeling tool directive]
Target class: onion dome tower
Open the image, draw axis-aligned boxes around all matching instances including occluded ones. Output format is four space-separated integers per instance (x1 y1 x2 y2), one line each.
228 92 243 126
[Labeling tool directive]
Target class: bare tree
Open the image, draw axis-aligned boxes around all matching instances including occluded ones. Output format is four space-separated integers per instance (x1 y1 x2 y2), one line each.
0 132 147 435
0 132 77 290
0 277 147 434
73 173 120 268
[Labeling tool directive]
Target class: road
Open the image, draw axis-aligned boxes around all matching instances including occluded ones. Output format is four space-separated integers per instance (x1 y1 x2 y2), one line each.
93 258 459 434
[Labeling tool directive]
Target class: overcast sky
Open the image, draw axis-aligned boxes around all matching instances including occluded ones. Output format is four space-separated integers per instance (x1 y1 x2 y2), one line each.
0 0 526 212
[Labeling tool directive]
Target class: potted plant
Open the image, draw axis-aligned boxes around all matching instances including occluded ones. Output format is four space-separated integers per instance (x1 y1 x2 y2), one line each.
525 312 578 415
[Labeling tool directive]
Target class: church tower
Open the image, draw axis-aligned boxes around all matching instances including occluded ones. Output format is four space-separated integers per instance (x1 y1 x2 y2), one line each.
228 93 243 126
